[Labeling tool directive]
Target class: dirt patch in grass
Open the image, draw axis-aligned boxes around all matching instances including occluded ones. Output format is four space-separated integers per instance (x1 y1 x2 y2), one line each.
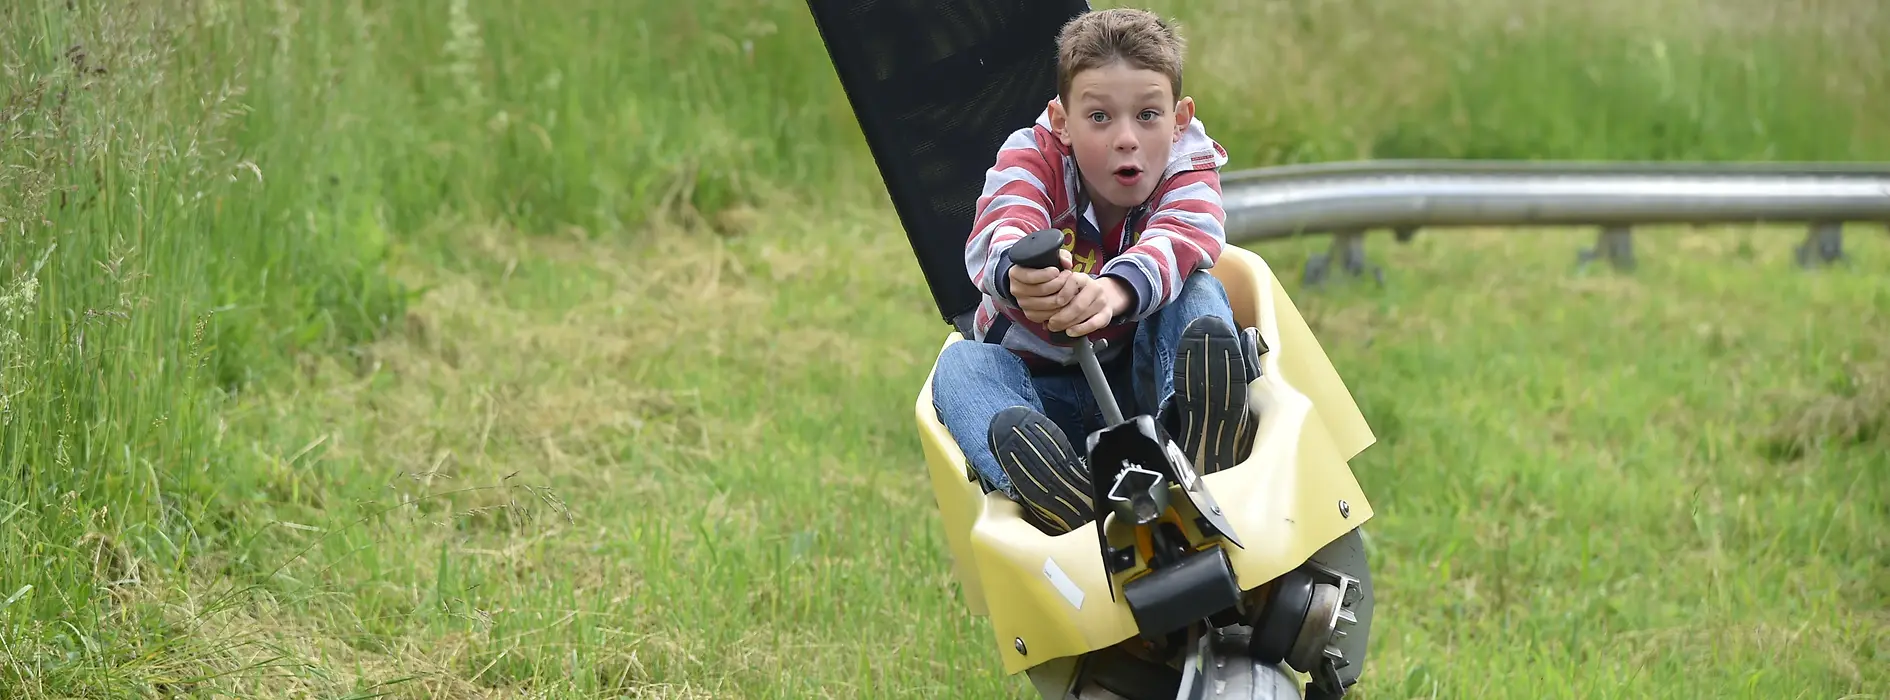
1759 359 1888 462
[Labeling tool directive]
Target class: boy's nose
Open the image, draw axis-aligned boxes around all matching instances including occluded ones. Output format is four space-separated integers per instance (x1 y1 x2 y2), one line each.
1113 125 1138 150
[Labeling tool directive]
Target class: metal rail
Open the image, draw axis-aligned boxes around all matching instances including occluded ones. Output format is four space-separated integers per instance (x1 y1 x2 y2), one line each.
1216 159 1890 283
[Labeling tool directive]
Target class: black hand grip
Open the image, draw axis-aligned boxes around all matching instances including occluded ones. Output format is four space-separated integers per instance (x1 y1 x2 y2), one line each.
1009 229 1076 346
1010 229 1067 271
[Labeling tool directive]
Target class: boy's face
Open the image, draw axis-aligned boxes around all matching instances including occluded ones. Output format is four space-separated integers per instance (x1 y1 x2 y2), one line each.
1049 62 1195 215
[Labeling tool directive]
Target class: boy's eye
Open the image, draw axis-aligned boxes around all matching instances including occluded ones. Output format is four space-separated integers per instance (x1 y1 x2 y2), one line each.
1139 109 1160 121
1088 112 1108 123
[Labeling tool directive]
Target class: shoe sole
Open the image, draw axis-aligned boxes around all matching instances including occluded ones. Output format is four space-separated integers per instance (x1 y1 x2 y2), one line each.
989 407 1093 535
1175 317 1256 475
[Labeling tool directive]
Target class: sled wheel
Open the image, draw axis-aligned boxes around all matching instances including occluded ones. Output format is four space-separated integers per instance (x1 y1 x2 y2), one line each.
1189 627 1303 700
1071 643 1181 700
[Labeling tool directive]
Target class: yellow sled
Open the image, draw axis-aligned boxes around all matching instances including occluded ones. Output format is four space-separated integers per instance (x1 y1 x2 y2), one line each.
914 245 1379 699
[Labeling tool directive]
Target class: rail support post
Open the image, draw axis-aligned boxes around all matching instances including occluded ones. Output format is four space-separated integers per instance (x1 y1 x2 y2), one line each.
1795 221 1846 268
1577 225 1636 272
1303 229 1383 288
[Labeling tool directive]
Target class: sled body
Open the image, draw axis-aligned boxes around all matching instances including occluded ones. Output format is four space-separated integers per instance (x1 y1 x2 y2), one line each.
915 245 1376 676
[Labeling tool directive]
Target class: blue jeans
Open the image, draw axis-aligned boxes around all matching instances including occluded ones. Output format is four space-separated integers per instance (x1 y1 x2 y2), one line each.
930 271 1238 495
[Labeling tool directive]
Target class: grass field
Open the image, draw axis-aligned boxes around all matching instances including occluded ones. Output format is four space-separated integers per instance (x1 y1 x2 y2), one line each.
2 0 1887 697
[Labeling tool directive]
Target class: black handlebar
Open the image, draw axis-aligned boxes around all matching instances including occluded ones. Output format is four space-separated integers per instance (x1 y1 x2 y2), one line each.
1010 229 1075 345
1007 229 1126 427
1009 228 1067 270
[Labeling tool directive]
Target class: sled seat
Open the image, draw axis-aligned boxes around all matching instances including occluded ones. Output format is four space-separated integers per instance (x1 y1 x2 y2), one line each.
914 245 1379 676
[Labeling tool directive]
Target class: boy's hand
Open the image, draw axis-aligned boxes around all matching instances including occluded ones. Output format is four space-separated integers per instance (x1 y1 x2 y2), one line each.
1047 275 1135 337
1010 248 1078 319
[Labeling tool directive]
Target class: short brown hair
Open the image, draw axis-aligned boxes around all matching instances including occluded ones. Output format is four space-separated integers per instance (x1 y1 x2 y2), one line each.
1056 8 1187 102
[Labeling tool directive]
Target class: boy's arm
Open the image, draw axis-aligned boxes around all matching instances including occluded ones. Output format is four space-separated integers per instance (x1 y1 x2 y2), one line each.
965 127 1062 306
1097 167 1226 321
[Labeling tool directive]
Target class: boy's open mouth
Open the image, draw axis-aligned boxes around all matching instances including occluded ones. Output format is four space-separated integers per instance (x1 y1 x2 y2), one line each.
1112 165 1143 186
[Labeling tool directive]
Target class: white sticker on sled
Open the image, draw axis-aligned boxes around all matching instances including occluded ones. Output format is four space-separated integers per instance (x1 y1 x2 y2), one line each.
1043 557 1085 610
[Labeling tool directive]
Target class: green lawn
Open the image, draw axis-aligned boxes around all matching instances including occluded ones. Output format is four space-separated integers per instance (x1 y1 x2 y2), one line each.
2 0 1887 697
79 213 1887 699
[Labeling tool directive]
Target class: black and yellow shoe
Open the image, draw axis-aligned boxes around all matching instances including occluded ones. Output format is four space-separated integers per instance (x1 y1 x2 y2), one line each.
1170 315 1259 475
989 406 1094 536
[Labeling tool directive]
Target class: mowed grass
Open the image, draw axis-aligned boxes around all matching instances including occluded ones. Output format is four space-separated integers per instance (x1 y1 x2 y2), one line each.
2 0 1888 696
142 209 1888 698
1289 227 1889 698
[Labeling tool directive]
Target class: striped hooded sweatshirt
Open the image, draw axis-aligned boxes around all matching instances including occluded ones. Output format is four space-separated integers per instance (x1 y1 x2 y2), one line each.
965 101 1231 369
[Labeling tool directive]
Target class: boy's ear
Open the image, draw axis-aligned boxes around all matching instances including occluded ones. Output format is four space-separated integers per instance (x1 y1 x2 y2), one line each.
1048 98 1072 147
1173 96 1195 142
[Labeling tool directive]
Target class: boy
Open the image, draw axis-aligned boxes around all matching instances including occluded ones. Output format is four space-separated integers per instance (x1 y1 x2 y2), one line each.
931 8 1262 536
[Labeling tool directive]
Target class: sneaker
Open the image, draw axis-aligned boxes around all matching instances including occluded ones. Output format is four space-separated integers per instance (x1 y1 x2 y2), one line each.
989 406 1094 535
1239 325 1266 379
1170 315 1258 475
